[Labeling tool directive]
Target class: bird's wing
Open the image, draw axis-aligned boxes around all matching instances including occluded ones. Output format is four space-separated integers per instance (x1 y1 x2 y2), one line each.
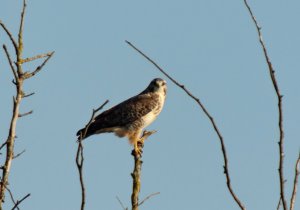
86 94 158 133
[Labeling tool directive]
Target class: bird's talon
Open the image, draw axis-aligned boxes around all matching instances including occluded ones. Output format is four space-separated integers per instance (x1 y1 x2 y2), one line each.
133 146 143 157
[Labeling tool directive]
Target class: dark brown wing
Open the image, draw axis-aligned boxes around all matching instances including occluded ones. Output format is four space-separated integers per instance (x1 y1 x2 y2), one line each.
77 93 158 139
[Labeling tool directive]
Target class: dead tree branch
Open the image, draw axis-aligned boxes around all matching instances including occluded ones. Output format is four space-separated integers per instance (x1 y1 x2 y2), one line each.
13 150 26 160
290 153 300 210
3 45 17 80
116 196 128 210
131 130 157 210
0 23 18 54
22 92 35 98
11 193 30 210
76 100 109 210
277 197 282 210
242 1 287 210
126 40 246 210
21 52 53 63
5 187 18 210
138 192 160 207
22 51 54 79
18 110 33 118
0 0 54 208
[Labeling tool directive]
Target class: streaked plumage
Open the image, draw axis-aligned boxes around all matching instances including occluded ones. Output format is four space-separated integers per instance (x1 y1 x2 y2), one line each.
76 78 167 154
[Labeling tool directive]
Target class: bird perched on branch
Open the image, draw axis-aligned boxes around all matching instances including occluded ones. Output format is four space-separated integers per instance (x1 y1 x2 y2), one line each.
76 78 167 155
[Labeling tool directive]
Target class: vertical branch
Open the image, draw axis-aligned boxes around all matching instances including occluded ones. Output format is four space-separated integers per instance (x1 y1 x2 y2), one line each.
76 140 86 210
290 153 300 210
242 1 287 210
126 41 246 210
0 0 54 208
131 148 142 210
131 130 156 210
75 100 109 210
17 0 26 68
0 0 26 202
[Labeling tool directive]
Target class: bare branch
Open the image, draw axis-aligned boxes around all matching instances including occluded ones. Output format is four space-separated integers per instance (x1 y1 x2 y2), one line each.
21 52 53 63
0 80 23 206
138 192 160 207
18 110 33 118
23 51 55 79
5 187 19 210
242 1 287 210
22 92 35 98
76 141 85 210
277 197 281 210
0 141 7 152
131 130 156 210
17 0 27 59
126 40 246 210
11 193 30 210
116 196 127 210
13 150 25 159
0 22 18 54
3 45 18 80
76 100 109 210
290 152 300 210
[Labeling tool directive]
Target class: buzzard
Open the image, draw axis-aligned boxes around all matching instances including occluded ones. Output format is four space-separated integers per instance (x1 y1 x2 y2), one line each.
76 78 167 155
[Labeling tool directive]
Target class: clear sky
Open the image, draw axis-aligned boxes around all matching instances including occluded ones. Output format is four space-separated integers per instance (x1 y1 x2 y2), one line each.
0 1 299 210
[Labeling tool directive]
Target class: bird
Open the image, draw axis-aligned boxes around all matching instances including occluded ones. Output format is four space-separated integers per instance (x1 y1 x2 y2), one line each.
76 78 167 155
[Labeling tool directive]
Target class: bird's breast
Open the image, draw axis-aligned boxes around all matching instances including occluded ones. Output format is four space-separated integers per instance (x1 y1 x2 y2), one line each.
141 93 165 128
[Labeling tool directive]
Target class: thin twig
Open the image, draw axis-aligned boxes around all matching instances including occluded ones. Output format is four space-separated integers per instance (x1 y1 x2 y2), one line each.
3 45 18 80
22 92 35 98
11 193 30 210
0 22 18 54
17 0 26 63
23 51 55 79
131 130 156 210
290 152 300 210
126 40 246 210
242 1 287 210
277 197 282 210
13 150 25 159
76 141 85 210
116 196 127 210
21 52 53 63
18 110 33 118
5 187 18 210
138 192 160 207
0 141 7 152
76 100 109 210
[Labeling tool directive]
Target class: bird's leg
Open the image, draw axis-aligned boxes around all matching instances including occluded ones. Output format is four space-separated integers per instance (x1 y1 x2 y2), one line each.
132 130 157 157
136 130 157 156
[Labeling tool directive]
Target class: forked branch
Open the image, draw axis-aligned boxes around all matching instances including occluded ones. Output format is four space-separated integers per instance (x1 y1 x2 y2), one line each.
11 193 31 210
126 41 246 210
76 100 109 210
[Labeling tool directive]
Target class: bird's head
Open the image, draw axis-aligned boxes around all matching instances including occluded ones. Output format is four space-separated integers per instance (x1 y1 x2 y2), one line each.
146 78 167 95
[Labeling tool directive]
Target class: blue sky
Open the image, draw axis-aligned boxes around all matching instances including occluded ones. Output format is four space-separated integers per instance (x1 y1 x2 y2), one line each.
0 1 299 210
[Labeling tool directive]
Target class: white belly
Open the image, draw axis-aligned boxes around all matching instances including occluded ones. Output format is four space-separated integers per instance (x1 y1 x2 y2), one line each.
142 111 158 128
142 93 165 128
